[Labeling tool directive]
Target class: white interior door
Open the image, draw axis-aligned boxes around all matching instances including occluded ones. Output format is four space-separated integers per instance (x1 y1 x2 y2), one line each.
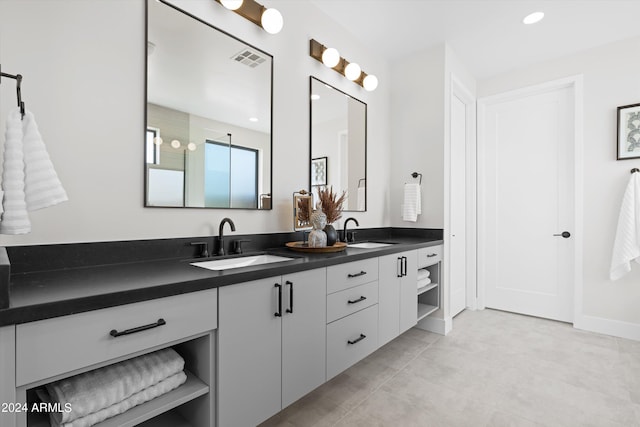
450 94 467 317
479 83 575 322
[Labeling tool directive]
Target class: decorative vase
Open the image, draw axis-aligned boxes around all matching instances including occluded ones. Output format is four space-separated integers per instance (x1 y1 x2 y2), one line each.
324 224 338 246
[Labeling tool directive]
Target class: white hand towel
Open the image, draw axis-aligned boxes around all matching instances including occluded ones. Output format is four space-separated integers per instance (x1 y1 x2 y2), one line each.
417 277 432 289
46 347 185 425
0 109 30 234
23 110 68 211
402 183 422 222
610 172 640 280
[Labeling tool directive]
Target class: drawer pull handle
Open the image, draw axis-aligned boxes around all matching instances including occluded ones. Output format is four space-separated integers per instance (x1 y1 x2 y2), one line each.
427 253 437 258
348 334 366 345
286 280 294 314
110 318 166 338
348 296 367 304
348 271 367 278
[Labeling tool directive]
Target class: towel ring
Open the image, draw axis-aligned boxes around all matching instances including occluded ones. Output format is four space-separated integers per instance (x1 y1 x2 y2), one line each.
411 172 422 185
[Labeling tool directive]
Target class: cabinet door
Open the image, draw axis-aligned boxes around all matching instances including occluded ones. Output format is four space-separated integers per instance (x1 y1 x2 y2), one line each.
399 250 418 333
218 277 282 427
378 253 401 346
282 268 327 408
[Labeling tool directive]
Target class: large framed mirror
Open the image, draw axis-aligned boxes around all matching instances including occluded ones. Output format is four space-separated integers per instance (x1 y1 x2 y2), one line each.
145 0 273 209
309 77 366 211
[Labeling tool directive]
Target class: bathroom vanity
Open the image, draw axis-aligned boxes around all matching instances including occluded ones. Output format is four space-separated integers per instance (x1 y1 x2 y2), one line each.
0 231 442 427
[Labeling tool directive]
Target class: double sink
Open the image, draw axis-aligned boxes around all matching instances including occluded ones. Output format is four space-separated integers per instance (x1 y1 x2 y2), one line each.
191 242 396 271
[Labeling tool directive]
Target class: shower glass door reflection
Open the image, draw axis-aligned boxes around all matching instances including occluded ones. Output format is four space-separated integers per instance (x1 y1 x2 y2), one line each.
205 141 258 209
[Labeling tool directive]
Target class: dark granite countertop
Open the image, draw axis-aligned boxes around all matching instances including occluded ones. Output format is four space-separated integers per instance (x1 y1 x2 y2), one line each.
0 230 442 326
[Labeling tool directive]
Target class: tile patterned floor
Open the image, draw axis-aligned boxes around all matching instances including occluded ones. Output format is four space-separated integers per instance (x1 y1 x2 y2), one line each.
259 309 640 427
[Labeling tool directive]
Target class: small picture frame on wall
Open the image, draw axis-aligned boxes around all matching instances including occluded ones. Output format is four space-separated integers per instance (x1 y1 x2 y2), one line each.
311 157 327 186
617 103 640 160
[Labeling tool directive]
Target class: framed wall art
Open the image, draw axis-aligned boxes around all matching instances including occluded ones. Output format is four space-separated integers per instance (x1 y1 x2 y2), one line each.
617 103 640 160
311 157 327 186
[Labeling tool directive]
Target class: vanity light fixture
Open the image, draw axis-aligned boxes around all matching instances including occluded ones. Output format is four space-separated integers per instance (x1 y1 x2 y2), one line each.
187 142 197 151
523 11 544 24
171 139 181 149
153 136 163 145
309 39 378 91
214 0 283 34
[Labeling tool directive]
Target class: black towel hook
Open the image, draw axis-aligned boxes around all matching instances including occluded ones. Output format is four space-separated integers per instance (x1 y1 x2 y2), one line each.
1 64 25 119
632 168 639 174
411 172 423 185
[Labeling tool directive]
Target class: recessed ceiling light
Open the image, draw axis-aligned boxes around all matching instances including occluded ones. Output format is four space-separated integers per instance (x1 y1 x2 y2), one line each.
249 117 258 122
523 11 544 25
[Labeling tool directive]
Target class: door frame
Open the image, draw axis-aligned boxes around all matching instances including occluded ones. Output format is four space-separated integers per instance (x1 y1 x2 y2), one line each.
476 75 584 323
446 75 477 315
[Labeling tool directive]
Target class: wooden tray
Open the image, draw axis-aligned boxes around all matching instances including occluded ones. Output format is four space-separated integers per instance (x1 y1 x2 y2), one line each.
286 241 347 253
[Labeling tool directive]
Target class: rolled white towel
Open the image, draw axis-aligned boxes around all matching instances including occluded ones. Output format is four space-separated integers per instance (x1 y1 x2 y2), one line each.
22 110 68 211
417 269 431 281
0 109 30 234
45 347 184 425
417 277 432 289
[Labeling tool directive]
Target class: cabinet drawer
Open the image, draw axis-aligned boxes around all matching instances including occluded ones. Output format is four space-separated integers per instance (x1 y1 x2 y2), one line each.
16 288 217 387
418 245 442 267
326 304 378 380
327 258 378 294
327 281 378 323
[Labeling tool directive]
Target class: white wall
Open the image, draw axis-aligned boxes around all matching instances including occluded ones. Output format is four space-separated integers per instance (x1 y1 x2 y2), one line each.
479 36 640 333
390 45 445 229
0 0 390 245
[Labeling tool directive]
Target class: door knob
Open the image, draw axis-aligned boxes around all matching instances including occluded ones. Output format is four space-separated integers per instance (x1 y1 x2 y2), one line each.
553 231 571 238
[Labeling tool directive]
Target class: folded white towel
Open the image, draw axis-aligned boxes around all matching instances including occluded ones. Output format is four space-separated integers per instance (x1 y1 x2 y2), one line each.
47 371 187 427
45 348 184 425
22 110 68 211
0 109 30 234
417 269 431 281
402 183 421 222
417 277 432 289
610 172 640 280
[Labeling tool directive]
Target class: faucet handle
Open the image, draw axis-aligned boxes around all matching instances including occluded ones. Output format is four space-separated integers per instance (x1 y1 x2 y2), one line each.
190 241 210 258
347 231 357 243
232 239 251 254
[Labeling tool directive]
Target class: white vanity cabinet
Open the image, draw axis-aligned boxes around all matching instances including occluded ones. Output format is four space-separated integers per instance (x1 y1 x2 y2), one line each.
9 288 218 427
217 268 326 427
378 250 418 346
326 259 379 380
417 245 442 321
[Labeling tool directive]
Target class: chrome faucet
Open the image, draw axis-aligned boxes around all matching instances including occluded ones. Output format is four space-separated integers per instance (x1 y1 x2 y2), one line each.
217 218 236 256
342 217 359 242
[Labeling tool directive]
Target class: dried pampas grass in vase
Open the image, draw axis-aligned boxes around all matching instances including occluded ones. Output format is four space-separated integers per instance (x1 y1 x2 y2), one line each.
317 186 346 246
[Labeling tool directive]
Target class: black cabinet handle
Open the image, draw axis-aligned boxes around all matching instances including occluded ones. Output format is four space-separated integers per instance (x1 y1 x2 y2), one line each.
427 253 437 258
396 257 402 278
348 296 367 304
348 333 366 345
402 256 408 277
286 280 293 314
348 271 367 278
275 283 282 317
110 318 166 338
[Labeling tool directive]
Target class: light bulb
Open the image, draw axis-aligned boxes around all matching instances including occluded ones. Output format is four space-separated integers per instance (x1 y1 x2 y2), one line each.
344 62 361 81
153 136 163 145
322 48 340 68
221 0 243 10
171 139 181 149
187 142 197 151
523 11 544 24
261 8 283 34
363 74 378 91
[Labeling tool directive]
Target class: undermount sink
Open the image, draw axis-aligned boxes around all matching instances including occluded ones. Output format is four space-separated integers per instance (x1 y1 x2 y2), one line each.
191 254 295 271
348 242 394 249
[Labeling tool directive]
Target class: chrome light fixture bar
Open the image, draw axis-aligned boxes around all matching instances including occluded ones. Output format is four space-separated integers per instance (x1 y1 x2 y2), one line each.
215 0 283 34
309 39 378 91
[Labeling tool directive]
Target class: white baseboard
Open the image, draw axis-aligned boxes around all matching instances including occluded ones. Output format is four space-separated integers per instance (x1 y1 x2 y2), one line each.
415 316 453 336
574 314 640 341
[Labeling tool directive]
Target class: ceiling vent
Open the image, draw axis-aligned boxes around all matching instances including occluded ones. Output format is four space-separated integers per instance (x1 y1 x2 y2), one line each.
231 49 266 68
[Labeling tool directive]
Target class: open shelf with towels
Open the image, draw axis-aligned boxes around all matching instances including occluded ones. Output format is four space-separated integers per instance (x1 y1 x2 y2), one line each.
416 246 442 322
